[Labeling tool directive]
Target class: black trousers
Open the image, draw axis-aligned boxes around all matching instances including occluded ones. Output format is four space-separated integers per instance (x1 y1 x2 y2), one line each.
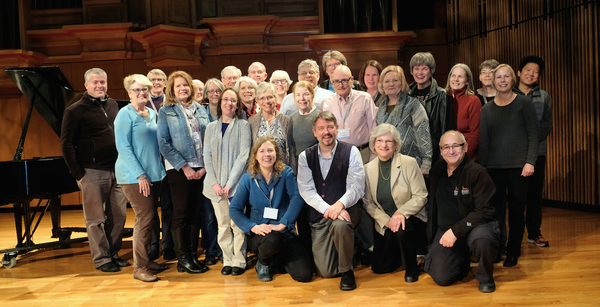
526 155 546 239
425 221 499 285
488 168 529 258
371 216 419 275
247 231 313 282
150 175 173 252
167 169 204 232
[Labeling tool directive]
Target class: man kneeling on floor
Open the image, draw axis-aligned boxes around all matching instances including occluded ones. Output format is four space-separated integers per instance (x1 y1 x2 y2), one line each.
425 130 499 293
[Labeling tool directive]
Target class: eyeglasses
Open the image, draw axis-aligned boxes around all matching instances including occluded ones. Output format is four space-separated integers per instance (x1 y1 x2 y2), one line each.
208 89 222 94
150 78 164 82
326 62 341 69
272 79 287 85
130 88 149 94
440 143 465 152
375 139 395 146
222 98 237 103
299 71 318 76
331 77 351 86
258 95 275 102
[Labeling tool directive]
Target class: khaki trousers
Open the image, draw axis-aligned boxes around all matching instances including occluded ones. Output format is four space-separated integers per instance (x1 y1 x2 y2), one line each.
211 198 247 268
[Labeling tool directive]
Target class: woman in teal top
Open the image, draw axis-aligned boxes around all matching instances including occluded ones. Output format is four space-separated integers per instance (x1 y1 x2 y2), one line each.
115 74 166 282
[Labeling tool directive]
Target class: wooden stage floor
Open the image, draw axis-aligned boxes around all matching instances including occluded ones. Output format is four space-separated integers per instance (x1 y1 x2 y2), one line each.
1 206 599 306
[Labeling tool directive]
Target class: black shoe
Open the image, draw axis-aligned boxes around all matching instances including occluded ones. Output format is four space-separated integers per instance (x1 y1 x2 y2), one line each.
503 255 518 267
340 270 356 291
176 254 207 274
97 262 120 272
231 266 246 276
204 254 218 266
190 252 210 273
479 282 496 293
256 261 272 282
113 257 131 267
221 266 232 275
404 271 419 283
163 248 176 261
148 249 159 261
499 244 508 255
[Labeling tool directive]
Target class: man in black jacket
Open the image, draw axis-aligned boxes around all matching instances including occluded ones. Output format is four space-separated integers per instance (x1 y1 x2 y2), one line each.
425 131 499 293
60 68 129 272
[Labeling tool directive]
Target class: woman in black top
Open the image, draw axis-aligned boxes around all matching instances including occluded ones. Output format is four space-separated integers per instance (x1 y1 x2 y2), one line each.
479 64 538 268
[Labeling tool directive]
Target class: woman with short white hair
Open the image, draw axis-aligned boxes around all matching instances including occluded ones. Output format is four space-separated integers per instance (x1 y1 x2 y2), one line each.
270 70 292 111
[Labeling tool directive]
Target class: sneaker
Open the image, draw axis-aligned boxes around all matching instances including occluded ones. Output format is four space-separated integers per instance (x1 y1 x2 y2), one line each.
256 261 272 282
527 236 549 247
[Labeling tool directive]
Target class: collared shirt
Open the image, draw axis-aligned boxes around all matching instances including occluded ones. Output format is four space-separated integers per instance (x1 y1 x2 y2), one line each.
280 86 335 116
321 89 377 147
297 141 365 214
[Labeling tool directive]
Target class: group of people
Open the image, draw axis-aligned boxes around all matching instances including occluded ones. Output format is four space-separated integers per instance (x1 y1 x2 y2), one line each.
59 50 552 293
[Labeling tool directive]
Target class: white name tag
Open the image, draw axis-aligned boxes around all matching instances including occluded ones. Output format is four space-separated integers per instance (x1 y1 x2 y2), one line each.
338 128 350 139
192 131 201 143
263 207 278 220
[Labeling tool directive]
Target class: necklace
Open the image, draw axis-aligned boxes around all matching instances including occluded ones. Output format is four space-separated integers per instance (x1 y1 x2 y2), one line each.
379 161 390 181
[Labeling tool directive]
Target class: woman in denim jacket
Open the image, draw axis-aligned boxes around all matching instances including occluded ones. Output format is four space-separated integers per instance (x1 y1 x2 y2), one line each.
158 70 210 274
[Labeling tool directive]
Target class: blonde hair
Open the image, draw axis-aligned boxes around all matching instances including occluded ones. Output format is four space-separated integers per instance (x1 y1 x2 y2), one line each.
247 135 286 178
378 65 409 94
123 74 152 90
492 64 517 91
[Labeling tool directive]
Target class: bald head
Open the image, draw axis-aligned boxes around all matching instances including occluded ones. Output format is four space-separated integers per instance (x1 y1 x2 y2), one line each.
439 130 468 168
331 65 353 98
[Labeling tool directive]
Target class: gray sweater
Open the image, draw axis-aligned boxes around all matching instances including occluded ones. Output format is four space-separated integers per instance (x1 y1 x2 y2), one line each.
513 85 553 155
289 108 321 173
248 110 296 171
479 95 539 168
203 117 252 202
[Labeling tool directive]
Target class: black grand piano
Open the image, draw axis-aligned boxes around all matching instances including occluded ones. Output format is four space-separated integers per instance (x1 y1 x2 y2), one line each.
0 67 88 268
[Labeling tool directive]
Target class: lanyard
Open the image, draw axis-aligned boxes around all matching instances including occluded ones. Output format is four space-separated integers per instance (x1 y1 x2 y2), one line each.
254 179 274 208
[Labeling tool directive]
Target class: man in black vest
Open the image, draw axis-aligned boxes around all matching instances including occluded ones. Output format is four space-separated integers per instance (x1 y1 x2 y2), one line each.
297 111 365 291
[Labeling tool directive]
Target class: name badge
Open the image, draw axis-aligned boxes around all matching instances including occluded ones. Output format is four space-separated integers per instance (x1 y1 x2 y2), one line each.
192 131 201 143
338 128 350 139
263 207 278 220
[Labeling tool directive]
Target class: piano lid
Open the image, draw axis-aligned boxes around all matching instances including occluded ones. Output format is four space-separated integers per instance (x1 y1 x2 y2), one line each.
5 66 82 137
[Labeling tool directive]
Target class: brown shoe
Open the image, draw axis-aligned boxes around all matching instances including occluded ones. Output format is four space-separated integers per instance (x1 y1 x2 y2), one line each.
147 261 169 272
133 266 158 282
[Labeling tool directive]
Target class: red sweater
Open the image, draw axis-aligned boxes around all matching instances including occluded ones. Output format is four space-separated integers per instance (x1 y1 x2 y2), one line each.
450 88 482 160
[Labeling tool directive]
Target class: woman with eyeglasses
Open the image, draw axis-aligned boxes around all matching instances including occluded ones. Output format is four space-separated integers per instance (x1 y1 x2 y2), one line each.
270 70 292 111
363 124 427 283
376 65 433 175
248 82 296 171
115 74 167 282
203 78 225 122
157 71 210 275
479 64 539 268
203 88 252 276
235 77 258 119
476 59 500 105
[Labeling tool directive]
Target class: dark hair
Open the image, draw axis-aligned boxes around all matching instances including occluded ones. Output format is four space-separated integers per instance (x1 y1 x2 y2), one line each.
358 60 384 89
518 55 545 73
216 88 243 119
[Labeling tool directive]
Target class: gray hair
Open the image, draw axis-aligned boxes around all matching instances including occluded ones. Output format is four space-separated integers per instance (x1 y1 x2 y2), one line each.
221 66 241 78
84 68 107 83
203 78 225 100
270 70 292 85
322 50 347 71
256 81 276 99
369 124 402 155
409 52 436 75
147 69 167 80
480 59 500 72
445 63 476 95
298 59 319 74
234 76 258 92
248 62 266 74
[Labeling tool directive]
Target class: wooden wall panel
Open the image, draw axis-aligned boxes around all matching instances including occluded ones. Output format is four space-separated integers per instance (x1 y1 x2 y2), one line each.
447 0 599 206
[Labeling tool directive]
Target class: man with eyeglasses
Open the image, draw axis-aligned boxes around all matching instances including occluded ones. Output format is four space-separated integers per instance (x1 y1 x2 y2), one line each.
61 68 129 272
146 68 176 261
221 66 241 88
280 59 334 116
321 65 377 164
425 130 499 293
319 50 363 93
248 62 268 85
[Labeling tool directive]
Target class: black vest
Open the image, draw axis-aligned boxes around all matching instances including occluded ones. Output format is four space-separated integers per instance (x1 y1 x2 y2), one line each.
305 141 359 222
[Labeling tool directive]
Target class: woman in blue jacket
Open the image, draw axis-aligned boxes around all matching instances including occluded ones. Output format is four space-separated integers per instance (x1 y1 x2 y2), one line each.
157 71 210 274
115 74 167 282
230 136 313 283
